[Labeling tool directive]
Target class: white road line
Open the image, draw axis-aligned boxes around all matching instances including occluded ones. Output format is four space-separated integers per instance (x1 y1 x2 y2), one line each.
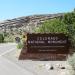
0 48 16 57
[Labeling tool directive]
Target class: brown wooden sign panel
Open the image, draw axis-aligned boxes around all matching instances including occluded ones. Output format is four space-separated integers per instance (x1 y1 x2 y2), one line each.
26 33 70 54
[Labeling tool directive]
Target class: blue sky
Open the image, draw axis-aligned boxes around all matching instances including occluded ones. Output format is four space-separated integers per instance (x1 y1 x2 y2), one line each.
0 0 75 20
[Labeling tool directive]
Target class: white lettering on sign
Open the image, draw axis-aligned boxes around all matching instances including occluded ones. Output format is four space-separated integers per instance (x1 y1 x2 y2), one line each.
28 40 67 44
48 40 67 44
37 37 58 41
28 40 45 44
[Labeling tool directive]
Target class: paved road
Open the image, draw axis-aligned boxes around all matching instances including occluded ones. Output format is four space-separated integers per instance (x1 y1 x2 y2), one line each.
0 43 34 75
0 43 16 56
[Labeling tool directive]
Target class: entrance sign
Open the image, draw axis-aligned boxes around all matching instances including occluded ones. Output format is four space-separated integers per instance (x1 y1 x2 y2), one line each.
19 33 70 60
27 33 70 54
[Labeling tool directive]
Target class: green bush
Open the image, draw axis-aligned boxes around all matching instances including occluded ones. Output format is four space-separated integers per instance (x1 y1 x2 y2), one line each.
35 19 69 34
63 12 75 48
17 42 23 49
67 53 75 75
63 12 75 24
68 54 75 71
0 34 4 43
4 34 15 43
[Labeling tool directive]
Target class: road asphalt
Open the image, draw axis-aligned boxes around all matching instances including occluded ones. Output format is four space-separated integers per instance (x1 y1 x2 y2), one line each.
0 43 34 75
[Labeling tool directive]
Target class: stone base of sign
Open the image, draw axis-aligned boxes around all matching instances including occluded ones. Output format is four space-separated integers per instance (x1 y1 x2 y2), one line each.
19 49 68 61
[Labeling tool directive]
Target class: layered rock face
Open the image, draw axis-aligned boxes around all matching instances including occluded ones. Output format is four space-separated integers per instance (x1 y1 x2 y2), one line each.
0 13 63 33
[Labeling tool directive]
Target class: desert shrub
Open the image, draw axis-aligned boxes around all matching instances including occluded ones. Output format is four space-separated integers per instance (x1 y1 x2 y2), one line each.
63 12 75 25
4 34 15 42
63 11 75 48
67 48 75 75
17 42 23 49
68 54 75 73
0 34 4 43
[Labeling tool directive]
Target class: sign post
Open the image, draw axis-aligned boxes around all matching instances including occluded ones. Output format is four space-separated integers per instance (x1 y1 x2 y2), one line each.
19 33 70 60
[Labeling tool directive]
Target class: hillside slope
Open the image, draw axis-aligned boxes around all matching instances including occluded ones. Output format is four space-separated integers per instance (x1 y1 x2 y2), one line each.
0 13 63 33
